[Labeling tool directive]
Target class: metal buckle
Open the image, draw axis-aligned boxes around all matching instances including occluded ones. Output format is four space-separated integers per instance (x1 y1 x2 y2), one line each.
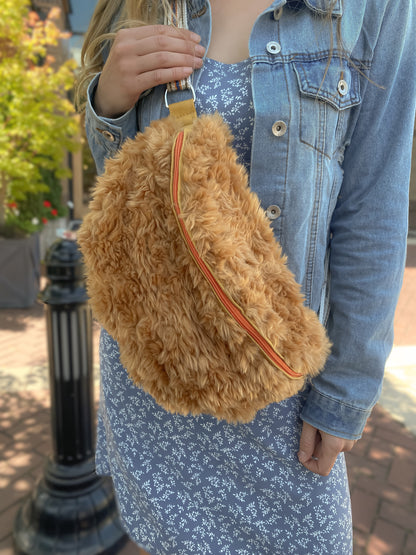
165 83 196 109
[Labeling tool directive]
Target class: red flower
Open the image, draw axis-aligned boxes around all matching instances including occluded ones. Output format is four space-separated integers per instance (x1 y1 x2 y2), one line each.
51 208 58 217
8 202 17 209
43 200 52 208
42 217 48 225
27 11 40 26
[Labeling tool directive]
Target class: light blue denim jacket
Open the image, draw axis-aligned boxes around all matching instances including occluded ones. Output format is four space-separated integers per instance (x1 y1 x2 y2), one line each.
85 0 416 440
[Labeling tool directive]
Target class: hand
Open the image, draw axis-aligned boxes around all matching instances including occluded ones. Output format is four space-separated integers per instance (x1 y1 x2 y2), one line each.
94 25 205 118
298 421 356 476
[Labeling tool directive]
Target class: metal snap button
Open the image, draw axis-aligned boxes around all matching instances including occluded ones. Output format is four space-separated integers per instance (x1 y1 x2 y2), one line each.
266 41 281 55
272 120 287 137
266 205 281 220
96 128 116 142
273 7 283 20
337 79 348 96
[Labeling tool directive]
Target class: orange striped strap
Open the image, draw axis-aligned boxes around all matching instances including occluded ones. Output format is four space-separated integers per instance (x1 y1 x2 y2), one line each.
170 128 303 380
165 0 192 93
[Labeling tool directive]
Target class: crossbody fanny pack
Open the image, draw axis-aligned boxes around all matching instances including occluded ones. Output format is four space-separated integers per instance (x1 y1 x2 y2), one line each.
78 1 331 423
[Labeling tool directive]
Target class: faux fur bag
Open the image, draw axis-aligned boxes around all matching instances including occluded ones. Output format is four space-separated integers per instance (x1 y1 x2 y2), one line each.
78 96 331 423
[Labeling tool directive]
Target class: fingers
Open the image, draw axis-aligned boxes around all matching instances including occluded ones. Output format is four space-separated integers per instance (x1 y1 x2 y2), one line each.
113 30 204 65
93 25 205 118
301 433 340 476
298 422 356 477
122 24 202 46
136 31 205 58
298 421 319 463
133 50 203 77
137 65 193 91
110 26 205 83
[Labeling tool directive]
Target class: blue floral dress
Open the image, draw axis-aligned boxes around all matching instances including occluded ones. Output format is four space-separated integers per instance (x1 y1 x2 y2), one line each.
96 58 353 555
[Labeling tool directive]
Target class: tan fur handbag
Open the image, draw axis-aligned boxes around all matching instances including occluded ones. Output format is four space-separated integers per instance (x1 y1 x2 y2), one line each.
78 2 331 423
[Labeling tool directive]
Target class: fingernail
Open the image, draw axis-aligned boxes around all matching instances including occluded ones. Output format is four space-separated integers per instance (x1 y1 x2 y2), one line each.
194 44 205 56
190 32 201 43
298 450 308 463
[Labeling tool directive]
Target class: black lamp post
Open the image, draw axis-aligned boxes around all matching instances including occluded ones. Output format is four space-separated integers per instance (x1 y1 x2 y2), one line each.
13 238 127 554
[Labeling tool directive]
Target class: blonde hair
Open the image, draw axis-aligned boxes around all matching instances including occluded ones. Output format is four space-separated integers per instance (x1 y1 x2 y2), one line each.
76 1 173 110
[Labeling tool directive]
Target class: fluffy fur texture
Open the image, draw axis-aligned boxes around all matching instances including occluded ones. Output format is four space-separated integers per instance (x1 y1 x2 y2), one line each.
78 113 331 423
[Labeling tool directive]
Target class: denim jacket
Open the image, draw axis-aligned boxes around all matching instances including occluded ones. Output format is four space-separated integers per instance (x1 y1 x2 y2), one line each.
85 0 416 440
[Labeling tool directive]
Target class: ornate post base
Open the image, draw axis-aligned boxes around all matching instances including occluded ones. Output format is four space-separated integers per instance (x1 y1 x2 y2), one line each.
13 458 127 554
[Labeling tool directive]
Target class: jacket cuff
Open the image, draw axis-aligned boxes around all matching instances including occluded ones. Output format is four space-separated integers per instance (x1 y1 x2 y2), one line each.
85 74 138 171
300 385 371 440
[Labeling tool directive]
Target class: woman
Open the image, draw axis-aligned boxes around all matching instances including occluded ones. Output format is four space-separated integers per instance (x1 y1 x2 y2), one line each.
77 1 416 553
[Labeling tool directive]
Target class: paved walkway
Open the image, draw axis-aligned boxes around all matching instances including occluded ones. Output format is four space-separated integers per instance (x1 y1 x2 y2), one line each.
0 244 415 555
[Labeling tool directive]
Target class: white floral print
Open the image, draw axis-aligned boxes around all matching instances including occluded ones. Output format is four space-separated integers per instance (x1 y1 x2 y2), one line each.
194 58 255 172
97 328 352 554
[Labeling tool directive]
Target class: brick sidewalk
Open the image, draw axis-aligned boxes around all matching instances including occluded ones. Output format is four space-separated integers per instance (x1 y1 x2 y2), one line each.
347 406 416 555
1 244 415 554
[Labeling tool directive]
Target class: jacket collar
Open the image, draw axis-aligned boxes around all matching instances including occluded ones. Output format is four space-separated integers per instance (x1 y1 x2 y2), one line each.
188 1 343 19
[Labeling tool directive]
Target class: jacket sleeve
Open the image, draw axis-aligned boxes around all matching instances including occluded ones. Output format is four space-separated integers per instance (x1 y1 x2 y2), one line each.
85 74 139 175
301 0 416 440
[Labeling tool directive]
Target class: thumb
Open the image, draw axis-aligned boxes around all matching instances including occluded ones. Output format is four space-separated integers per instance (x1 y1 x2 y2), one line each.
298 421 319 463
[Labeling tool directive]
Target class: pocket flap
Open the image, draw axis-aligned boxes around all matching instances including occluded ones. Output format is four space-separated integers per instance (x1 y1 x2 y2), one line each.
294 58 361 110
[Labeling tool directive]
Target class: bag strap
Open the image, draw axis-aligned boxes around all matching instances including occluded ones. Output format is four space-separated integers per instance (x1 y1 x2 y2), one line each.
164 0 197 125
165 0 191 93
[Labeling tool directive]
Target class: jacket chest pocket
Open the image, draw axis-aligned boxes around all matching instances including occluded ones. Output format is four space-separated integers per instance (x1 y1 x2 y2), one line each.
293 58 362 158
